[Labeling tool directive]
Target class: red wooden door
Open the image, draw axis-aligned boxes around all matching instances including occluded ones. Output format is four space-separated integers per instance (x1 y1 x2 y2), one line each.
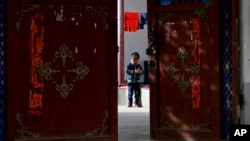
7 0 117 141
148 1 221 140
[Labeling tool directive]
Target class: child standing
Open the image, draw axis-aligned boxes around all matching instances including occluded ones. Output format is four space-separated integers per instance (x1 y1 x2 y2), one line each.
126 52 144 107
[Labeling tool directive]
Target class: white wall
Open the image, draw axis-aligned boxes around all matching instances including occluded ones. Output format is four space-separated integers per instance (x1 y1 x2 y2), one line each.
240 0 250 124
124 0 148 83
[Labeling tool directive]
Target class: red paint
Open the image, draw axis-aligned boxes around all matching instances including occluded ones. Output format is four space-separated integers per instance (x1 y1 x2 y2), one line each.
29 14 44 115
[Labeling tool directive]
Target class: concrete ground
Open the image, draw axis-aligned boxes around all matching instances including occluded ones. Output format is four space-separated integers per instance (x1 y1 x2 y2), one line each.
118 105 152 141
118 85 152 141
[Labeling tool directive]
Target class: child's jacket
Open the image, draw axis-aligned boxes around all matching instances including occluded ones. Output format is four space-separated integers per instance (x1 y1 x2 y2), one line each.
126 63 144 84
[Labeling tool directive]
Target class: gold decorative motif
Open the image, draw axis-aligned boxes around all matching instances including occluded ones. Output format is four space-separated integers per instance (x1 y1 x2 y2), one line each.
17 4 109 30
159 106 175 128
85 111 109 136
16 113 40 138
55 44 73 67
16 5 41 30
167 47 200 94
38 62 60 80
68 62 90 80
38 44 89 98
159 106 211 130
54 6 65 22
195 108 211 130
85 5 109 30
55 75 73 98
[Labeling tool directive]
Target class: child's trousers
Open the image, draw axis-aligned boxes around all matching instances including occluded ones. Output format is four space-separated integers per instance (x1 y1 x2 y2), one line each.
128 83 140 105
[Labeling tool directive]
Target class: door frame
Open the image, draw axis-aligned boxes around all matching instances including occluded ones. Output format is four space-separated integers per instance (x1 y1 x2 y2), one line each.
118 0 126 85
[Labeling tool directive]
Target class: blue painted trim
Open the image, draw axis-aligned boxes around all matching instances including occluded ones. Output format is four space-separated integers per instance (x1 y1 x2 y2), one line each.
0 0 6 140
220 0 232 140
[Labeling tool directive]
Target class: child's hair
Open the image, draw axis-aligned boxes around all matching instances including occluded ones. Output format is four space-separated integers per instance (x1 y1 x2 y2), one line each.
131 52 140 59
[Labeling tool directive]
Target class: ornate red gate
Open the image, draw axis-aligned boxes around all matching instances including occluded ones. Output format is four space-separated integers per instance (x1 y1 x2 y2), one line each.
148 1 222 140
7 0 117 140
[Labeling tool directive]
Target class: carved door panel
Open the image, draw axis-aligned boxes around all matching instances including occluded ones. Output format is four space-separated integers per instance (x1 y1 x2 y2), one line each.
148 1 221 140
7 0 117 141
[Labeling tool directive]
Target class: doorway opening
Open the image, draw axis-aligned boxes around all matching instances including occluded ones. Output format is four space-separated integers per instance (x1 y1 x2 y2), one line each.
117 0 150 140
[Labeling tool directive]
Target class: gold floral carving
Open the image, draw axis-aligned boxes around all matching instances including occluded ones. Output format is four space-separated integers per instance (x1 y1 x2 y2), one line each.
84 111 109 136
16 113 40 138
167 47 200 94
38 44 89 98
85 5 109 30
16 5 41 30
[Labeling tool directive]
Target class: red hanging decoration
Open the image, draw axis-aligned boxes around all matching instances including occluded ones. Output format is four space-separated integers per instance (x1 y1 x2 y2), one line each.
29 14 44 115
191 18 201 109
